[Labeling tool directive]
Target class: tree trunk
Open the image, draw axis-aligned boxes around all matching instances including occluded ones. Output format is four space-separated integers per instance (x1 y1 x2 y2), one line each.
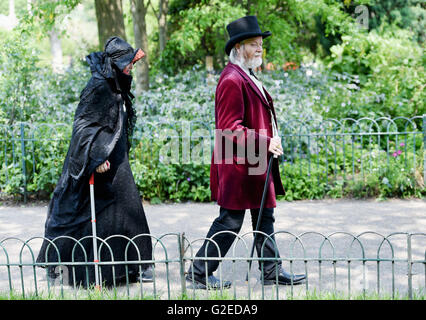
158 0 168 52
130 0 149 92
9 0 15 18
7 0 18 28
49 28 63 73
94 0 127 50
206 55 215 85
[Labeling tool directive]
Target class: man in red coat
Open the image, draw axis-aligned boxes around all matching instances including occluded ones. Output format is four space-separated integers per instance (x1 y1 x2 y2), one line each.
186 16 306 289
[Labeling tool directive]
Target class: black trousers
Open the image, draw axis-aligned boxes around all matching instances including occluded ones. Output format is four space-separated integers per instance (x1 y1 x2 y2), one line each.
188 207 281 278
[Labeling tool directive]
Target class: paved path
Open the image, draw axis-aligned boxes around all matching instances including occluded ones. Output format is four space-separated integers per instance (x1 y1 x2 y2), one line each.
0 199 425 299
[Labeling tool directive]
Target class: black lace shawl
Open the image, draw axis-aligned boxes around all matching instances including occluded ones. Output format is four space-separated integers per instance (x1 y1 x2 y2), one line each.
41 43 138 239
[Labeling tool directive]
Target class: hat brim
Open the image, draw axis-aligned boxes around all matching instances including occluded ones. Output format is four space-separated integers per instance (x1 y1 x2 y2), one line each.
131 48 145 64
113 48 145 71
225 31 271 55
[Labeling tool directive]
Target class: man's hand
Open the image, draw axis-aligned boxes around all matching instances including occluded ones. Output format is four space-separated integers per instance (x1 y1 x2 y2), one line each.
96 160 110 173
268 136 283 156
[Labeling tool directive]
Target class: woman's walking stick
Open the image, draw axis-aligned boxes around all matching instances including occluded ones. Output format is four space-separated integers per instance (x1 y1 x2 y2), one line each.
89 173 101 290
245 153 277 282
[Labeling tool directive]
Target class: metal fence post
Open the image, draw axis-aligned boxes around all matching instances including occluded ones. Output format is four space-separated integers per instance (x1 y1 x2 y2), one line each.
423 114 425 185
20 123 27 203
178 232 187 296
407 233 413 300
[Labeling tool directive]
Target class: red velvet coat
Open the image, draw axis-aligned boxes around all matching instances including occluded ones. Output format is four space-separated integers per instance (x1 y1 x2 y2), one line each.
210 63 285 210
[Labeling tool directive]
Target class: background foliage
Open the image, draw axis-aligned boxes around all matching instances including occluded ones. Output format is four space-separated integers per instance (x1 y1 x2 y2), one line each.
0 0 424 202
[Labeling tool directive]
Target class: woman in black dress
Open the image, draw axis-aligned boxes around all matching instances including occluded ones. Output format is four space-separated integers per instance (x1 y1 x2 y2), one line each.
36 37 153 287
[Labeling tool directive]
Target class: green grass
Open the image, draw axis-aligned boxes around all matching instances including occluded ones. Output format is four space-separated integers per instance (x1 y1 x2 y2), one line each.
1 287 424 300
0 287 160 300
301 288 425 300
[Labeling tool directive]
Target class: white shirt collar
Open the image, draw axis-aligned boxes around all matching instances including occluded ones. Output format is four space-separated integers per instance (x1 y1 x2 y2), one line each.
231 62 266 98
232 61 252 78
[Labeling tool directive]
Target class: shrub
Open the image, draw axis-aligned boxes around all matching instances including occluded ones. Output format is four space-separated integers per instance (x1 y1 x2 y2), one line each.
326 26 425 120
0 48 424 202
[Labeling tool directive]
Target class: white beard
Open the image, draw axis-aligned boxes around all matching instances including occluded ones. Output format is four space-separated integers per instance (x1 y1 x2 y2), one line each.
243 56 262 69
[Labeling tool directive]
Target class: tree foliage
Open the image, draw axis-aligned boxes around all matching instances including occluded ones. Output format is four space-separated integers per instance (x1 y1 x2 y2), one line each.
157 0 373 73
367 0 426 43
0 30 41 125
19 0 81 33
155 0 246 73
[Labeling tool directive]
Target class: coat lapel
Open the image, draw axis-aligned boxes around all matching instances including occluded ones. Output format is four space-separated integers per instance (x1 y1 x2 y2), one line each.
228 63 271 109
263 88 278 124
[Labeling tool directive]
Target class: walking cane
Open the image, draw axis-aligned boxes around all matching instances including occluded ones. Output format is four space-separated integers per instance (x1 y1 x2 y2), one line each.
89 173 101 290
245 153 278 282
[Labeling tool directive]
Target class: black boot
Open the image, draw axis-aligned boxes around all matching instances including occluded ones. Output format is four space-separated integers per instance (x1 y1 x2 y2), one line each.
262 267 306 285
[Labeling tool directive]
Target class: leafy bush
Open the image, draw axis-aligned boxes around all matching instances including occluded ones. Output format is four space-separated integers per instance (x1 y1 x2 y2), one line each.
0 29 89 125
0 43 424 202
0 30 41 125
326 26 425 120
279 148 424 201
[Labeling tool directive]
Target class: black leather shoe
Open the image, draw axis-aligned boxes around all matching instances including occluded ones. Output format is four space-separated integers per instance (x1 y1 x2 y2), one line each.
262 268 306 285
186 273 232 290
136 266 154 283
46 268 59 284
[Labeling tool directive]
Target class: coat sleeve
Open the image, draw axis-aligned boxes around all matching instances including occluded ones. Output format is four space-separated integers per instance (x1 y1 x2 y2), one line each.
215 76 271 156
67 119 102 180
68 79 122 181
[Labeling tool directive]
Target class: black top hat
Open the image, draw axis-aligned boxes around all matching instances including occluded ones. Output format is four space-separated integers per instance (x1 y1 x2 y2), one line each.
225 16 271 56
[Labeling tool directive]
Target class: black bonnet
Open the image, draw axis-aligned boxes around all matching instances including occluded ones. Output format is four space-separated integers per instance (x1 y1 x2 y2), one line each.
104 36 140 72
85 36 143 80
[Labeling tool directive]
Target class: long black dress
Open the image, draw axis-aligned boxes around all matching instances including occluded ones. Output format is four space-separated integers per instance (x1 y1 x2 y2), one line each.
37 111 152 287
36 37 152 287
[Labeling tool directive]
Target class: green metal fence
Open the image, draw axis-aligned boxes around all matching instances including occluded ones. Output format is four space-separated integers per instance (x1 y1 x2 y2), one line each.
279 116 425 190
0 231 425 299
1 116 425 202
